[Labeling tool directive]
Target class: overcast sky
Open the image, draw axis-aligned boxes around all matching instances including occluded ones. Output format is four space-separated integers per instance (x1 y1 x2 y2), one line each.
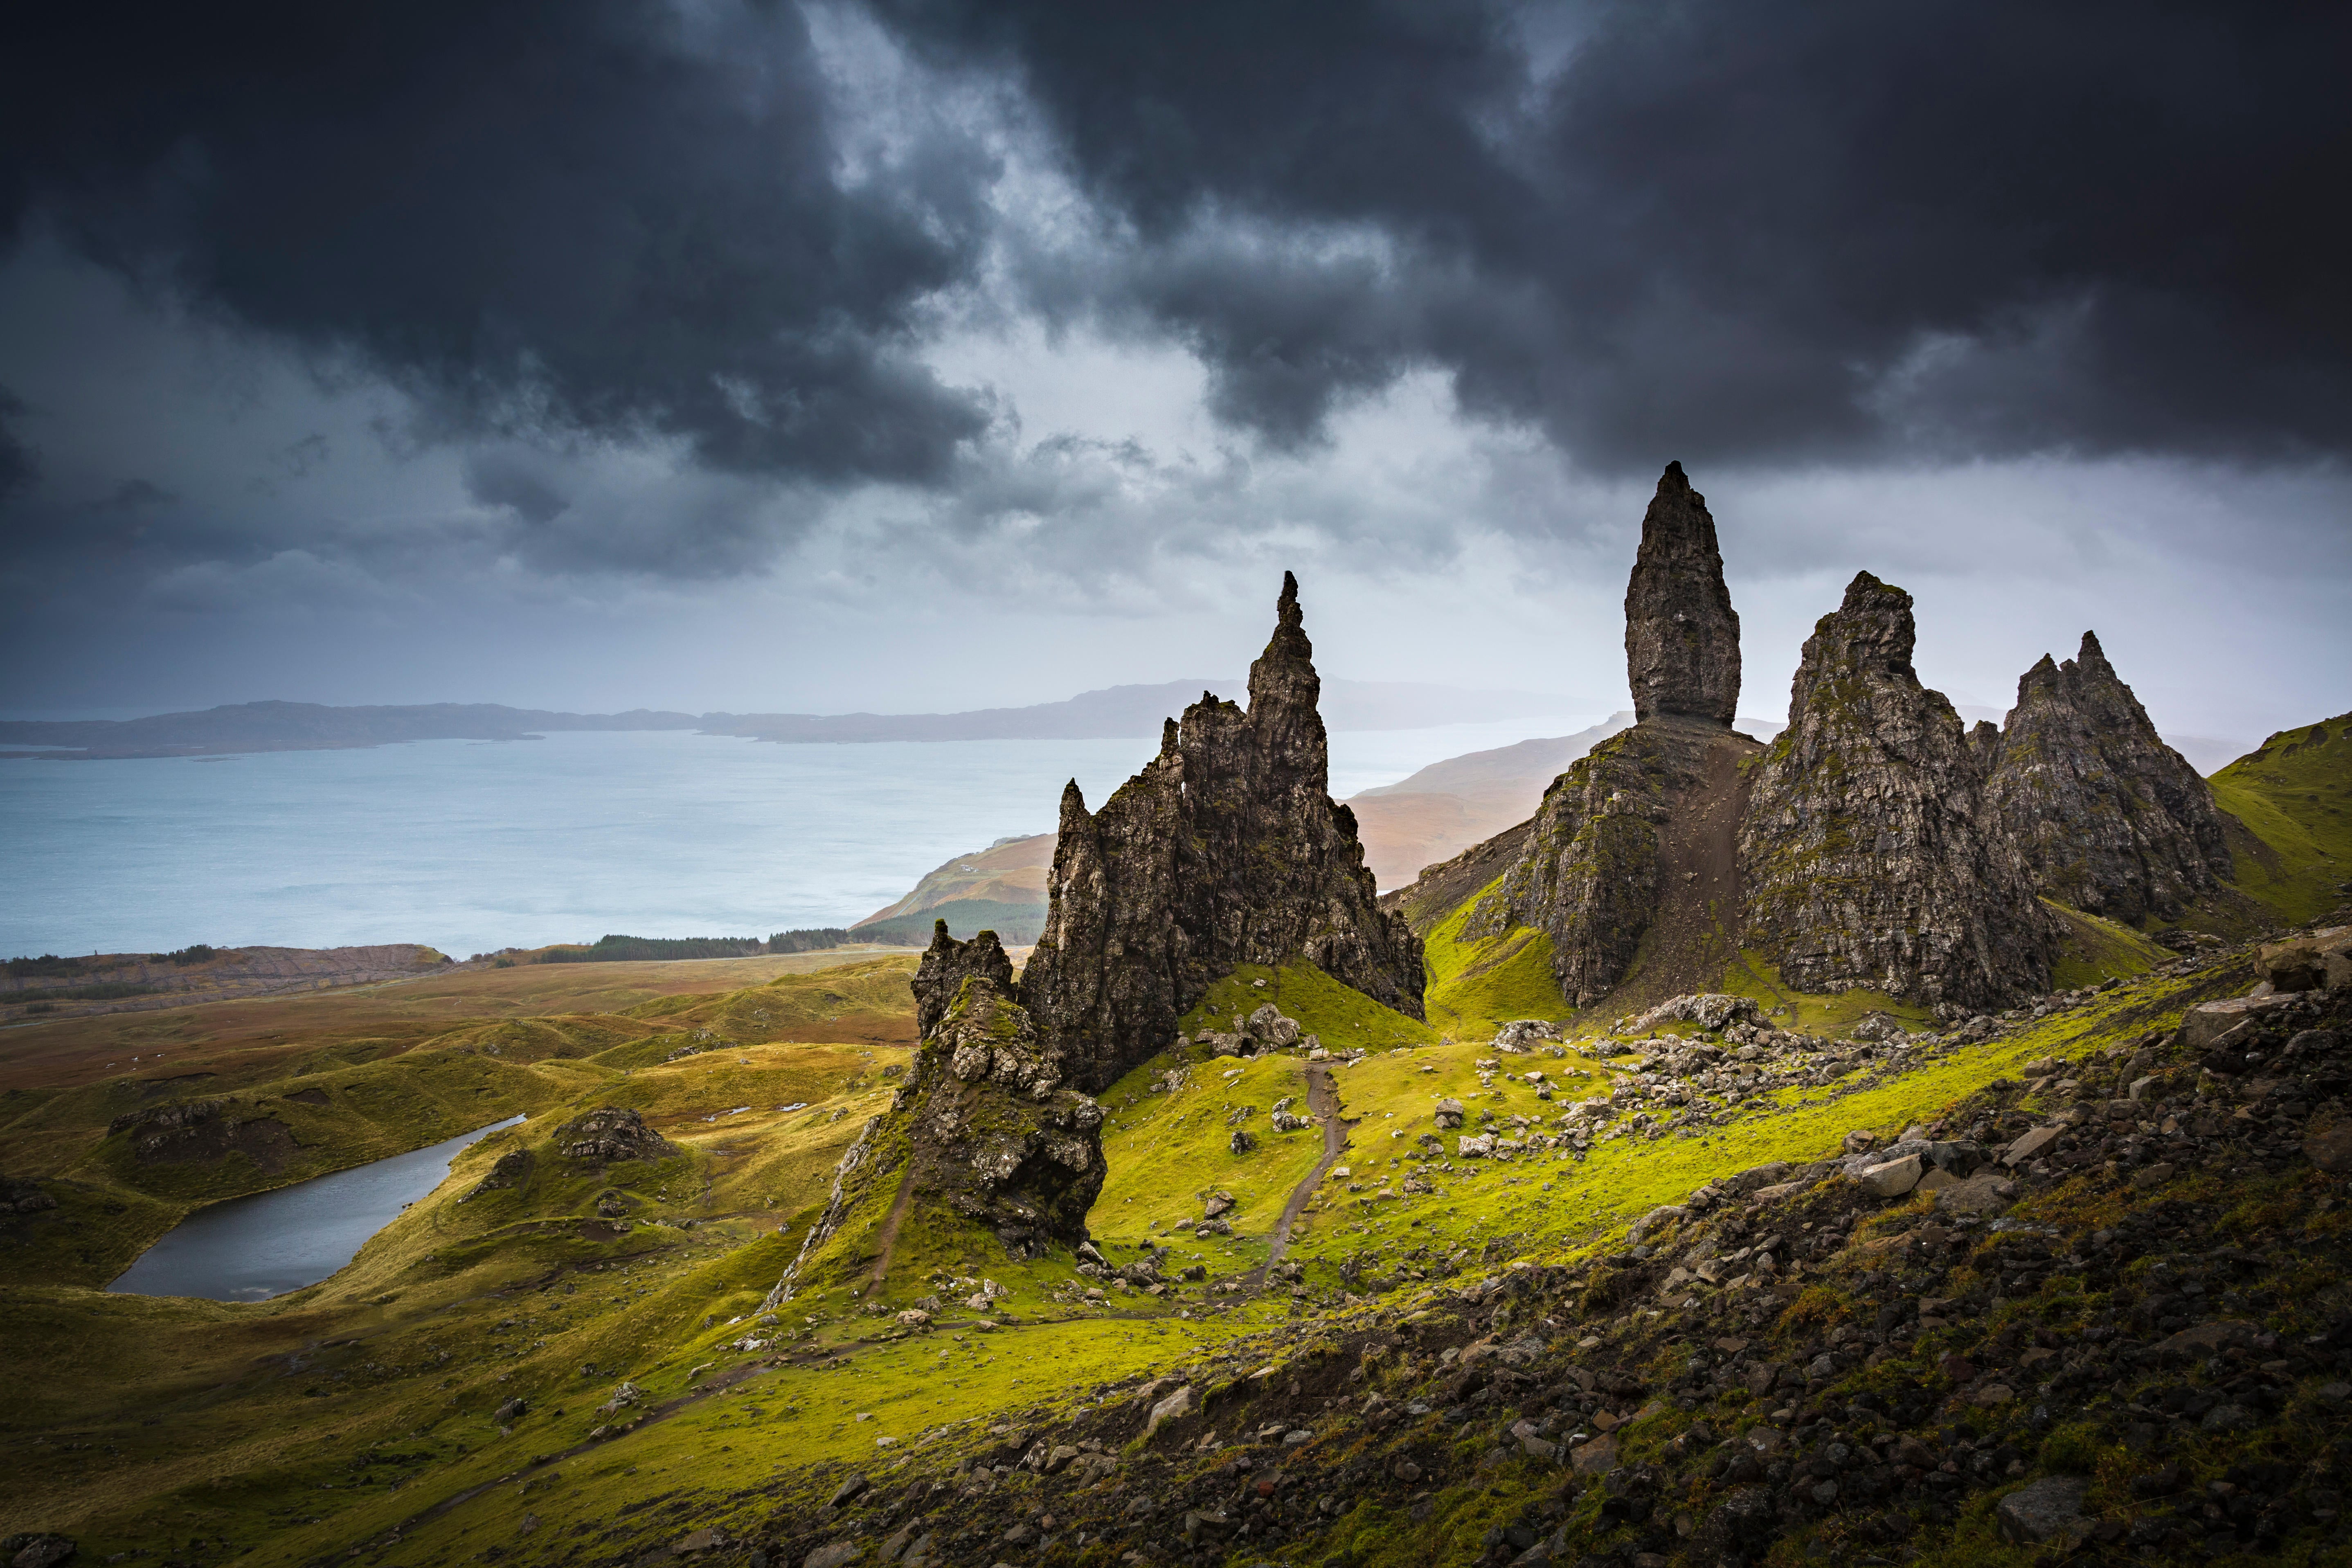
2 1 2346 745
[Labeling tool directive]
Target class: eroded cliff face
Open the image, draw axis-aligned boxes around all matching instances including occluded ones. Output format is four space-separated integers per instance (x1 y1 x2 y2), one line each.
1625 461 1741 727
1738 571 2055 1011
1018 574 1424 1091
1983 631 2233 922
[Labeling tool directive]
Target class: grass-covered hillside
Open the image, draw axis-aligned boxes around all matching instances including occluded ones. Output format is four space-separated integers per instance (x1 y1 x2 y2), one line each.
12 914 2347 1568
2210 711 2352 925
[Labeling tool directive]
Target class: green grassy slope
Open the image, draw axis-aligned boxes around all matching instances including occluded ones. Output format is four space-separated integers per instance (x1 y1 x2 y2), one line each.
2210 711 2352 925
5 876 2346 1568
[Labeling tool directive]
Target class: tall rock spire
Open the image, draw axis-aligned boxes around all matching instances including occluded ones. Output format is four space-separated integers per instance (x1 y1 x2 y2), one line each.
1738 572 2054 1010
1624 461 1741 726
1982 630 2233 921
1466 463 1762 1006
1017 574 1423 1091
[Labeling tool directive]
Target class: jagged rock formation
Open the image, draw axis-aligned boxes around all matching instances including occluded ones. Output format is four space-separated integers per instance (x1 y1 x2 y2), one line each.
1624 462 1740 726
914 921 1015 1038
1019 573 1423 1091
1983 631 2233 922
782 961 1104 1286
1739 572 2054 1010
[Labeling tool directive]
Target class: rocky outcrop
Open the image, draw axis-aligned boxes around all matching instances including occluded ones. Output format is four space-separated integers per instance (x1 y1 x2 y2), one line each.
914 922 1016 1038
1738 572 2054 1010
552 1107 679 1167
1461 465 1760 1006
106 1099 298 1171
1018 574 1423 1091
1464 718 1758 1006
782 972 1104 1287
1624 462 1740 727
1983 631 2233 922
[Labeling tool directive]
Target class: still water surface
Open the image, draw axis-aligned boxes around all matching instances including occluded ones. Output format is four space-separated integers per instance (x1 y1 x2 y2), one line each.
0 718 1599 958
108 1116 526 1302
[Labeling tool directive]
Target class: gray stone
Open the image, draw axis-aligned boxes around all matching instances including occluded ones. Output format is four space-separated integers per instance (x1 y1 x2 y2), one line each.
2003 1125 2062 1167
805 1543 863 1568
1982 631 2233 922
1144 1384 1195 1441
2179 994 2292 1052
1854 1154 1924 1197
1624 461 1740 726
1996 1476 2086 1545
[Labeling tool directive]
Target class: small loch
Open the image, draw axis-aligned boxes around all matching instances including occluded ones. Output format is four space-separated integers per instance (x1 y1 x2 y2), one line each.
109 1116 526 1302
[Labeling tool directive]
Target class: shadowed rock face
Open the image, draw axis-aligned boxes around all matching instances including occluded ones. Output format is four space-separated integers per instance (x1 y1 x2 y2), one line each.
1464 718 1759 1006
1983 632 2234 922
1018 573 1424 1092
1625 462 1740 727
1739 571 2055 1010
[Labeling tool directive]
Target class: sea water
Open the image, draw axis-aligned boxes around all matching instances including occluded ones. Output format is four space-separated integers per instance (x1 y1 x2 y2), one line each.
0 716 1601 960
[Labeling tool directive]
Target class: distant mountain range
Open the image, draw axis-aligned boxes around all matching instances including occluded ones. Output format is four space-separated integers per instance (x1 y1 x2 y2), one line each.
0 681 1590 760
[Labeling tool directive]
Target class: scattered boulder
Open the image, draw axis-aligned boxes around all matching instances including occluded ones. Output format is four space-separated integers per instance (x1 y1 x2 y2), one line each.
1492 1019 1562 1052
1995 1475 2088 1546
554 1108 678 1167
1144 1384 1195 1441
1629 994 1762 1033
2260 927 2352 992
3 1537 75 1568
2179 994 2293 1052
1853 1153 1924 1197
1433 1099 1466 1129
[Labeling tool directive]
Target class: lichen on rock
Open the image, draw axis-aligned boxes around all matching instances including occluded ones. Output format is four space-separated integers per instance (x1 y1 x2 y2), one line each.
1738 571 2055 1009
1982 630 2233 922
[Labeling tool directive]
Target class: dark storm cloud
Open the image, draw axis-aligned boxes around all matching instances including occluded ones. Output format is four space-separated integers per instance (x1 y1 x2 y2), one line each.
0 386 34 502
0 0 995 486
884 0 2352 469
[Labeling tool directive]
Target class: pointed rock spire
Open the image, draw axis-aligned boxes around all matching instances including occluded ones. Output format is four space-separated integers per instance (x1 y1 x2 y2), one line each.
1982 630 2232 921
1020 573 1422 1089
1625 461 1741 726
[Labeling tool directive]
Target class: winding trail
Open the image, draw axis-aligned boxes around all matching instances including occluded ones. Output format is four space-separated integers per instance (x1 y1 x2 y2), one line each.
1263 1062 1358 1267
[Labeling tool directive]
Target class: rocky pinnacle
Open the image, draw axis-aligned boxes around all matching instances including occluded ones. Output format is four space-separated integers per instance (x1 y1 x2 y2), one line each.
1017 572 1423 1092
1983 630 2234 922
1738 571 2054 1010
1625 461 1741 726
